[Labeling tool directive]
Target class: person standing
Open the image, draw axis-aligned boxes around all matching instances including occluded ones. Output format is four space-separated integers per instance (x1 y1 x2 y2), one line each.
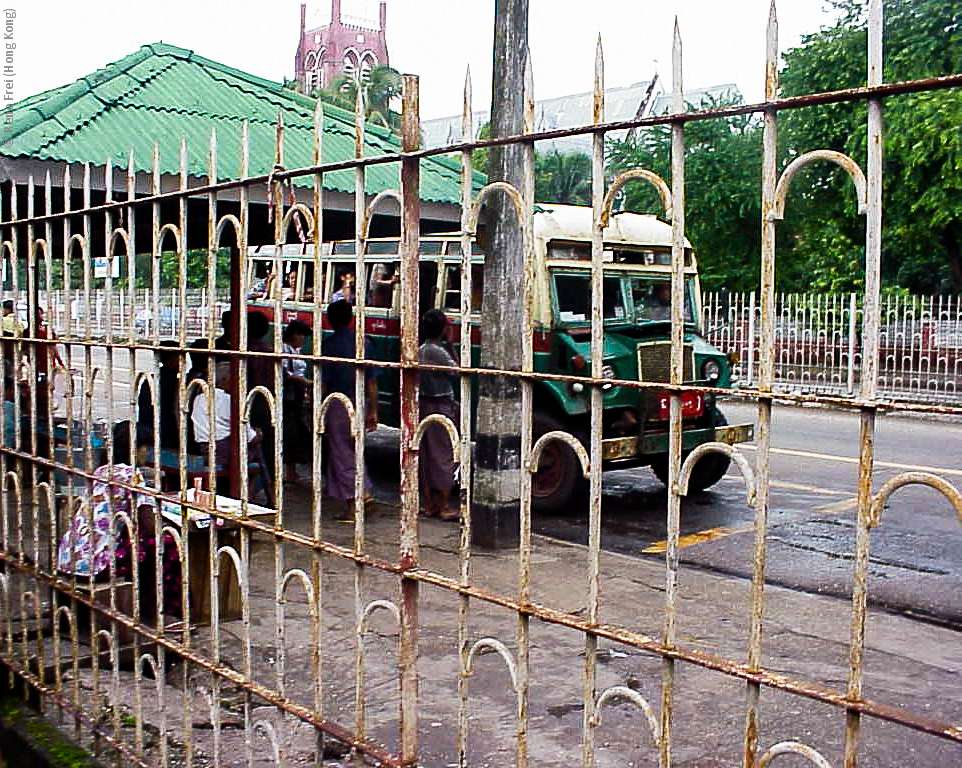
417 309 459 520
321 300 378 521
1 300 22 335
281 319 312 486
246 311 276 483
138 340 181 451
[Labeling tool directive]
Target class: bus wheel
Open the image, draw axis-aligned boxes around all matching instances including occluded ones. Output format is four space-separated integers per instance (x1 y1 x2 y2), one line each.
650 410 732 492
531 411 586 514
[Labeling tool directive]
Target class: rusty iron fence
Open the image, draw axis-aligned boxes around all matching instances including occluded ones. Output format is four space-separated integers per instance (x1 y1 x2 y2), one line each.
1 2 962 768
703 291 962 403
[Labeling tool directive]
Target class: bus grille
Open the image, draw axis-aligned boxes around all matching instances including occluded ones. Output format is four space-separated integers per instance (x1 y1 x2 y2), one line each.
637 341 694 383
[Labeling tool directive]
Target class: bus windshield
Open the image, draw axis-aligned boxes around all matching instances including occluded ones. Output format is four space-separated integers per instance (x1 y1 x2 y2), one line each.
628 276 695 324
553 272 627 324
552 270 695 326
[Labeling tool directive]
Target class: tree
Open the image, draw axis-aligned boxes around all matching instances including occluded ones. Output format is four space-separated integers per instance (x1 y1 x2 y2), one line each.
606 95 764 293
780 0 962 293
320 65 403 131
535 150 592 205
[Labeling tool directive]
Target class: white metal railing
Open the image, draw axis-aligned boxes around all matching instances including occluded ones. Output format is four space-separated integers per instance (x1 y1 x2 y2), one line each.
703 291 962 404
12 287 961 405
4 288 231 339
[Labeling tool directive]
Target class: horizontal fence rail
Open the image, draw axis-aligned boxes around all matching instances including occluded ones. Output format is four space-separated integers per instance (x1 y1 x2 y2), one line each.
0 2 960 768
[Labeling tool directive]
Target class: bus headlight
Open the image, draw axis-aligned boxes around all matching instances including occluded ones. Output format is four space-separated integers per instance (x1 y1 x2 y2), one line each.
701 359 721 383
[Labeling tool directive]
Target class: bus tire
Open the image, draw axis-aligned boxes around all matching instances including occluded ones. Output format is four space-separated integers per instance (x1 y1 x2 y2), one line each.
650 410 731 492
531 411 586 514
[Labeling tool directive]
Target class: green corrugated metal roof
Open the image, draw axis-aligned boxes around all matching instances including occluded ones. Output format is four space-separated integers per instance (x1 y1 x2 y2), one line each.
1 42 473 205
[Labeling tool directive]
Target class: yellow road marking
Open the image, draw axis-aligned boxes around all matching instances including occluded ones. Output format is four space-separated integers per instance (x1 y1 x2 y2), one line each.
813 496 859 514
643 495 860 554
643 527 734 553
738 443 962 478
721 476 849 497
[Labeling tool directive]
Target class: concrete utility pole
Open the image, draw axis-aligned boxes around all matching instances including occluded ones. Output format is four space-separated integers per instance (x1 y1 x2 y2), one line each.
472 0 528 549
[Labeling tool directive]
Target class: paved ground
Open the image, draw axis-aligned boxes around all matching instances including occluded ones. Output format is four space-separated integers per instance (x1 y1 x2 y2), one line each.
7 482 960 768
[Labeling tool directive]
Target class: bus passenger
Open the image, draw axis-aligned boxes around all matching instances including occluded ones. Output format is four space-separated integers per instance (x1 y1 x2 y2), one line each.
249 262 272 299
331 271 355 304
418 309 459 521
321 300 379 521
369 263 399 308
281 269 298 301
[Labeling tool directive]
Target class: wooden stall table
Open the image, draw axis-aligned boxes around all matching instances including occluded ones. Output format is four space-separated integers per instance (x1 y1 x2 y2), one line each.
159 488 275 625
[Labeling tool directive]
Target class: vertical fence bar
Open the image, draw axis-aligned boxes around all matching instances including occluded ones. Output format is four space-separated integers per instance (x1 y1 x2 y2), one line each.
745 6 777 767
661 19 686 768
270 114 289 768
582 33 605 768
846 3 883 767
848 292 857 394
456 66 474 768
516 53 535 768
747 290 756 388
309 101 325 768
350 83 368 762
399 73 421 767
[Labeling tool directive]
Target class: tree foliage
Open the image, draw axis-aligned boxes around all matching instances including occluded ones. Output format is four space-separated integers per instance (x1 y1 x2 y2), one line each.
607 97 763 293
780 0 962 293
535 151 592 205
320 65 404 131
605 0 960 295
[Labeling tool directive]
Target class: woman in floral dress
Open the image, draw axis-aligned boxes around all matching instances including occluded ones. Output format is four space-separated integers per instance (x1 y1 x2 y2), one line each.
57 422 183 620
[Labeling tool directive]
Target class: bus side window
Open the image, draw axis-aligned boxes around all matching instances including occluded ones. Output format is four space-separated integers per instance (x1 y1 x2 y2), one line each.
443 266 461 310
280 262 298 301
331 264 356 303
443 264 484 313
301 263 315 303
369 262 400 308
418 261 438 317
249 260 272 299
471 265 483 312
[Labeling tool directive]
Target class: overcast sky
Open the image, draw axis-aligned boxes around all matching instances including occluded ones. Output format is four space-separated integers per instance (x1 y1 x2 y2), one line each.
16 1 839 120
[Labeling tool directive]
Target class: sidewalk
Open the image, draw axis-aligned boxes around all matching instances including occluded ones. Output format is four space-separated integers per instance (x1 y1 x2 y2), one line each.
49 485 962 768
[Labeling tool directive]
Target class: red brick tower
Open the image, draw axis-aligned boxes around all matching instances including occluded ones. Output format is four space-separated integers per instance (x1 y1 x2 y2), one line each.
294 0 389 92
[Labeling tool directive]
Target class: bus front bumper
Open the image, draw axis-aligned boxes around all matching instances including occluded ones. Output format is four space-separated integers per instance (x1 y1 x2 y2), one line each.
601 423 755 463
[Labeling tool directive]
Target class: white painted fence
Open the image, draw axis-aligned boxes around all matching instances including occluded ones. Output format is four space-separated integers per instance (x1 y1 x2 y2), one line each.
10 289 231 340
703 291 962 404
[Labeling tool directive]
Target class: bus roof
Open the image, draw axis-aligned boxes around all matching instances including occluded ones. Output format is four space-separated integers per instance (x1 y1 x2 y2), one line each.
246 204 690 256
531 204 690 248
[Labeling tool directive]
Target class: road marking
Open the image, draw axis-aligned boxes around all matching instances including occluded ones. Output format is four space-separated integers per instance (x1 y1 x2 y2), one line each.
812 496 859 514
644 527 734 553
643 494 861 554
721 476 848 497
738 443 962 478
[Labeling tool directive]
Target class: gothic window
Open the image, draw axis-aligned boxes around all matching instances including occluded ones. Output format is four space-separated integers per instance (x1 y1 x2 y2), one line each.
360 52 378 82
342 49 360 81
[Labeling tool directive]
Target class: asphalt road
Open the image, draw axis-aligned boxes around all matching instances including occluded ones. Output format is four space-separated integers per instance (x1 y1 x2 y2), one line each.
532 399 962 627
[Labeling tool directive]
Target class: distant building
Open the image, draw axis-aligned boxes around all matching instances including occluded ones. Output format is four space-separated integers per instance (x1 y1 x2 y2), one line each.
421 76 742 155
294 0 390 92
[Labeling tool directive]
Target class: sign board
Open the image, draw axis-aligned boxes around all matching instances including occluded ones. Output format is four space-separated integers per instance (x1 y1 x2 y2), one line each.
93 255 121 279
